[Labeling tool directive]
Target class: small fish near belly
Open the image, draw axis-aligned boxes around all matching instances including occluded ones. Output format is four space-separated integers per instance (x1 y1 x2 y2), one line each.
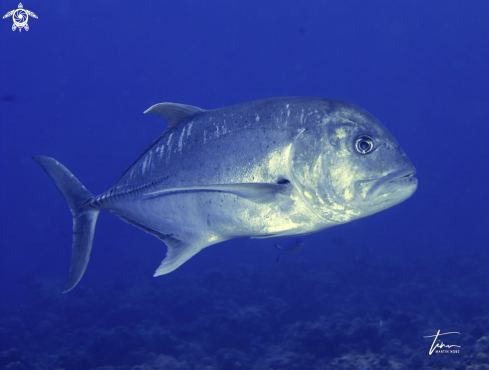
34 97 417 292
274 237 305 262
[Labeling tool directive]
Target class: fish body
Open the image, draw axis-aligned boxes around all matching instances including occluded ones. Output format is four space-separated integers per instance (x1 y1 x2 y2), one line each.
34 97 417 292
274 237 305 262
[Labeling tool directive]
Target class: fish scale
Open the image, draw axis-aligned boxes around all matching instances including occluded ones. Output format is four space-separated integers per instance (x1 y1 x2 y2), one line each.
34 97 417 292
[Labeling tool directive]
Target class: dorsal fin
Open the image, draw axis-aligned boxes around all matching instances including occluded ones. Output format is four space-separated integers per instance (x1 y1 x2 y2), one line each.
144 103 206 131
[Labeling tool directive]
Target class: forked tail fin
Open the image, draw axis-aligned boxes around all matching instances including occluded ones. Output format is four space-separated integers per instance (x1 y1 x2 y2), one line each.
33 156 100 293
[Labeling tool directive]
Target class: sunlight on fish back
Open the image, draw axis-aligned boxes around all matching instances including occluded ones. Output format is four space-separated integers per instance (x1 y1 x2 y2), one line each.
33 97 417 292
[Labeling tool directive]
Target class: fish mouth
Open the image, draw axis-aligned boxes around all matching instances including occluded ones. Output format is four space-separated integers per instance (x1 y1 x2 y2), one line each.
355 166 417 201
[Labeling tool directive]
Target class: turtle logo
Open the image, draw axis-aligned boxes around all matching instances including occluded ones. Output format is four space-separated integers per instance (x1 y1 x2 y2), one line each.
3 3 37 32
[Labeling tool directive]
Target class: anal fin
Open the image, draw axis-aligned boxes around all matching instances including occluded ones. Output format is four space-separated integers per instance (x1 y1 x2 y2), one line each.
154 236 202 276
111 211 203 276
111 211 168 240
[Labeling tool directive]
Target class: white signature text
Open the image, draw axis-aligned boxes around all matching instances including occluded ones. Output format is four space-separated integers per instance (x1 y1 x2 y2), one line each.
423 330 461 355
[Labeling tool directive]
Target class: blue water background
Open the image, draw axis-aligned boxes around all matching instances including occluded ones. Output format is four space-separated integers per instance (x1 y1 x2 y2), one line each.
1 1 488 368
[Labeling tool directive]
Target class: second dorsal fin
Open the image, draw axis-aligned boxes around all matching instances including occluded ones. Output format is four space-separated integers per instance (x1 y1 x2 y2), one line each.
144 103 206 131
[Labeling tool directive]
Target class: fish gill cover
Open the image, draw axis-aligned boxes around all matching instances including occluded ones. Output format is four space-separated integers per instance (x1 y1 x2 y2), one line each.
0 0 488 369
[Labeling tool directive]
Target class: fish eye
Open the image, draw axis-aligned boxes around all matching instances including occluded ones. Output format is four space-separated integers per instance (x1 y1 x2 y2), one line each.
355 135 375 155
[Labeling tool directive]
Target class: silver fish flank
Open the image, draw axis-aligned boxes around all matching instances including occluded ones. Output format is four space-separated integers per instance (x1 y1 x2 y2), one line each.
34 97 417 292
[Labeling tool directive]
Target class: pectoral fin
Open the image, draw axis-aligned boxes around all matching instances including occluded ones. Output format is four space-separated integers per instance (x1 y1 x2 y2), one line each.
144 182 292 204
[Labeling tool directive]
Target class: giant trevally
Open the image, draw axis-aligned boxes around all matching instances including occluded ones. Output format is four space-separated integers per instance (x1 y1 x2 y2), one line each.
34 97 417 292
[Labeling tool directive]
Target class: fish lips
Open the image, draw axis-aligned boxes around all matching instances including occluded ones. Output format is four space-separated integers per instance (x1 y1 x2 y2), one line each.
354 166 417 201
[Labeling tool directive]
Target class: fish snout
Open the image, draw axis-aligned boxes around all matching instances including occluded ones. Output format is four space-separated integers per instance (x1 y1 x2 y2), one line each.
354 166 417 201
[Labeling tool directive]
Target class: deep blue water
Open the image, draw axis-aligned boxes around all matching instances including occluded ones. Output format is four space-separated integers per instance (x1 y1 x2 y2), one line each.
1 1 488 369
